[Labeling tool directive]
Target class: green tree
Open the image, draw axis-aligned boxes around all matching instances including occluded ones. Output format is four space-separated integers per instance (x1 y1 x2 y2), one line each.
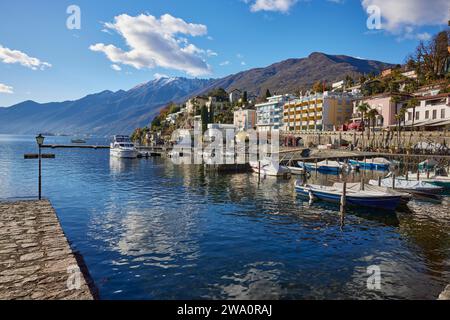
367 108 379 144
265 89 272 99
242 91 248 103
151 117 161 130
208 88 228 101
209 105 215 124
201 105 209 133
344 75 354 87
357 102 370 148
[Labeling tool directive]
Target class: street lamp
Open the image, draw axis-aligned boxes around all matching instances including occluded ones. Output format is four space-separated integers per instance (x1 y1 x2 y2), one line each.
36 134 45 200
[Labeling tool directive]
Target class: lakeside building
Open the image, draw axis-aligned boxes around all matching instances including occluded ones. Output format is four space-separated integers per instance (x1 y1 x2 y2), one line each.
233 109 256 131
405 93 450 130
206 96 229 114
283 92 354 132
352 93 411 129
186 96 209 115
256 94 295 132
205 123 238 143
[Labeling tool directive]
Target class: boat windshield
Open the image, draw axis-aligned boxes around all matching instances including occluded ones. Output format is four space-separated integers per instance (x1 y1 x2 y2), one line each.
118 144 134 148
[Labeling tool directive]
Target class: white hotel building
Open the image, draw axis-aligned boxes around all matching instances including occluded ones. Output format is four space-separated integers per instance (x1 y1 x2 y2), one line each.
405 93 450 130
255 95 295 132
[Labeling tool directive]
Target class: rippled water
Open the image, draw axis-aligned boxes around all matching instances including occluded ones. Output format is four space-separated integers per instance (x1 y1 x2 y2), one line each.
0 134 449 300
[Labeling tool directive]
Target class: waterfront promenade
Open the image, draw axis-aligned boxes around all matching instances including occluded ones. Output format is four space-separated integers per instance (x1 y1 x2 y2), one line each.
439 286 450 300
0 200 94 300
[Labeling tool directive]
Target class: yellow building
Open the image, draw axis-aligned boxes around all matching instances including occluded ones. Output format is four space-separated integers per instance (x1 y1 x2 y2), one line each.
283 92 354 132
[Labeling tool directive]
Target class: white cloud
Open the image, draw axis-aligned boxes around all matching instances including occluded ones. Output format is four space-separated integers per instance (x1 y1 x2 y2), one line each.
241 61 247 66
362 0 450 36
247 0 298 13
111 64 122 71
0 45 51 70
0 83 14 94
219 61 230 66
154 73 169 79
90 13 212 76
206 49 218 57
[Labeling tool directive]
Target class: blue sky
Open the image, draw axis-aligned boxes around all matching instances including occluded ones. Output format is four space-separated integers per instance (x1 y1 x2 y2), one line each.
0 0 449 107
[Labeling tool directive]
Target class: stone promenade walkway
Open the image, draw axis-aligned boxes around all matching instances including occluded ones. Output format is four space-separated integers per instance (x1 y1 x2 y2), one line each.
439 285 450 300
0 200 94 300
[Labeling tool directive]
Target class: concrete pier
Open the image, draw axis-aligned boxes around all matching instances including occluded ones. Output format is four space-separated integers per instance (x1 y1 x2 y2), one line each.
0 200 95 300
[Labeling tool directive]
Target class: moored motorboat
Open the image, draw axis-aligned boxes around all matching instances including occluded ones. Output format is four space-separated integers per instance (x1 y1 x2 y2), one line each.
368 178 444 196
349 158 391 171
299 160 344 174
332 182 411 206
110 135 138 159
287 166 306 175
250 159 290 177
397 170 450 189
295 181 402 211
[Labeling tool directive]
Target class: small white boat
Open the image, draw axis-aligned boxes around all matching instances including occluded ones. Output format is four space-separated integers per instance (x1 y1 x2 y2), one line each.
369 178 444 196
250 159 290 177
299 160 344 174
332 183 411 205
110 135 138 159
398 170 450 189
288 166 306 175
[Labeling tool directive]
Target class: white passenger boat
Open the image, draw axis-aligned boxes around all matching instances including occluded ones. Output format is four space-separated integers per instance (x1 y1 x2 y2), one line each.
110 135 138 159
250 159 290 177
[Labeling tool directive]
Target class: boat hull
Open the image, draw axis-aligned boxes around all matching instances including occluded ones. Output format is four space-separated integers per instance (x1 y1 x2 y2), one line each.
301 163 341 174
110 149 139 159
295 185 401 211
250 161 290 177
349 160 389 171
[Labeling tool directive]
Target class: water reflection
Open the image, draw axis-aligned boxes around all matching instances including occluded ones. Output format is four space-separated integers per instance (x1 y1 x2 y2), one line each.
1 135 449 299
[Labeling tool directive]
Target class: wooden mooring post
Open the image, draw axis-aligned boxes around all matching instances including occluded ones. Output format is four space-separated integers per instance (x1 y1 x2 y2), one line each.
340 180 347 215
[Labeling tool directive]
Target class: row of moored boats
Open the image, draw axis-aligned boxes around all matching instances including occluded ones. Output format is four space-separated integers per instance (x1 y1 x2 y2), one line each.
250 157 450 212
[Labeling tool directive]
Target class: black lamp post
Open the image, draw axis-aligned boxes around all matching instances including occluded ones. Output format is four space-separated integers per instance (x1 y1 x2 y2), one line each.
36 134 45 200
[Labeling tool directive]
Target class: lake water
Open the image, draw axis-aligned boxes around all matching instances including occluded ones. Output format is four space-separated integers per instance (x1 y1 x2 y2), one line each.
0 134 449 300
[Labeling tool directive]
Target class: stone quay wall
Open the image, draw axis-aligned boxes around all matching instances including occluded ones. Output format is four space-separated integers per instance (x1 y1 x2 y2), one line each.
0 200 95 300
284 131 450 150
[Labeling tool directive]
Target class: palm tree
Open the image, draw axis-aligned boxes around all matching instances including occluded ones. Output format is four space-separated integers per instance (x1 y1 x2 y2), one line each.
357 103 370 149
407 98 420 132
367 108 379 148
394 106 407 150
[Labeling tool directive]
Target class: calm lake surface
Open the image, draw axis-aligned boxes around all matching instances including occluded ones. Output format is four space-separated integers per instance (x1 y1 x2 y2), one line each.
0 134 449 300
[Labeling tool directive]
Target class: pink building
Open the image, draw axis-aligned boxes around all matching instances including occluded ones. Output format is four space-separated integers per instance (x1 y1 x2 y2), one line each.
353 93 409 128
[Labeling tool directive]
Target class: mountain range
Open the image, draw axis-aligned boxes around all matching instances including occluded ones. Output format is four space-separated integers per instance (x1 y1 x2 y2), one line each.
0 52 394 135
